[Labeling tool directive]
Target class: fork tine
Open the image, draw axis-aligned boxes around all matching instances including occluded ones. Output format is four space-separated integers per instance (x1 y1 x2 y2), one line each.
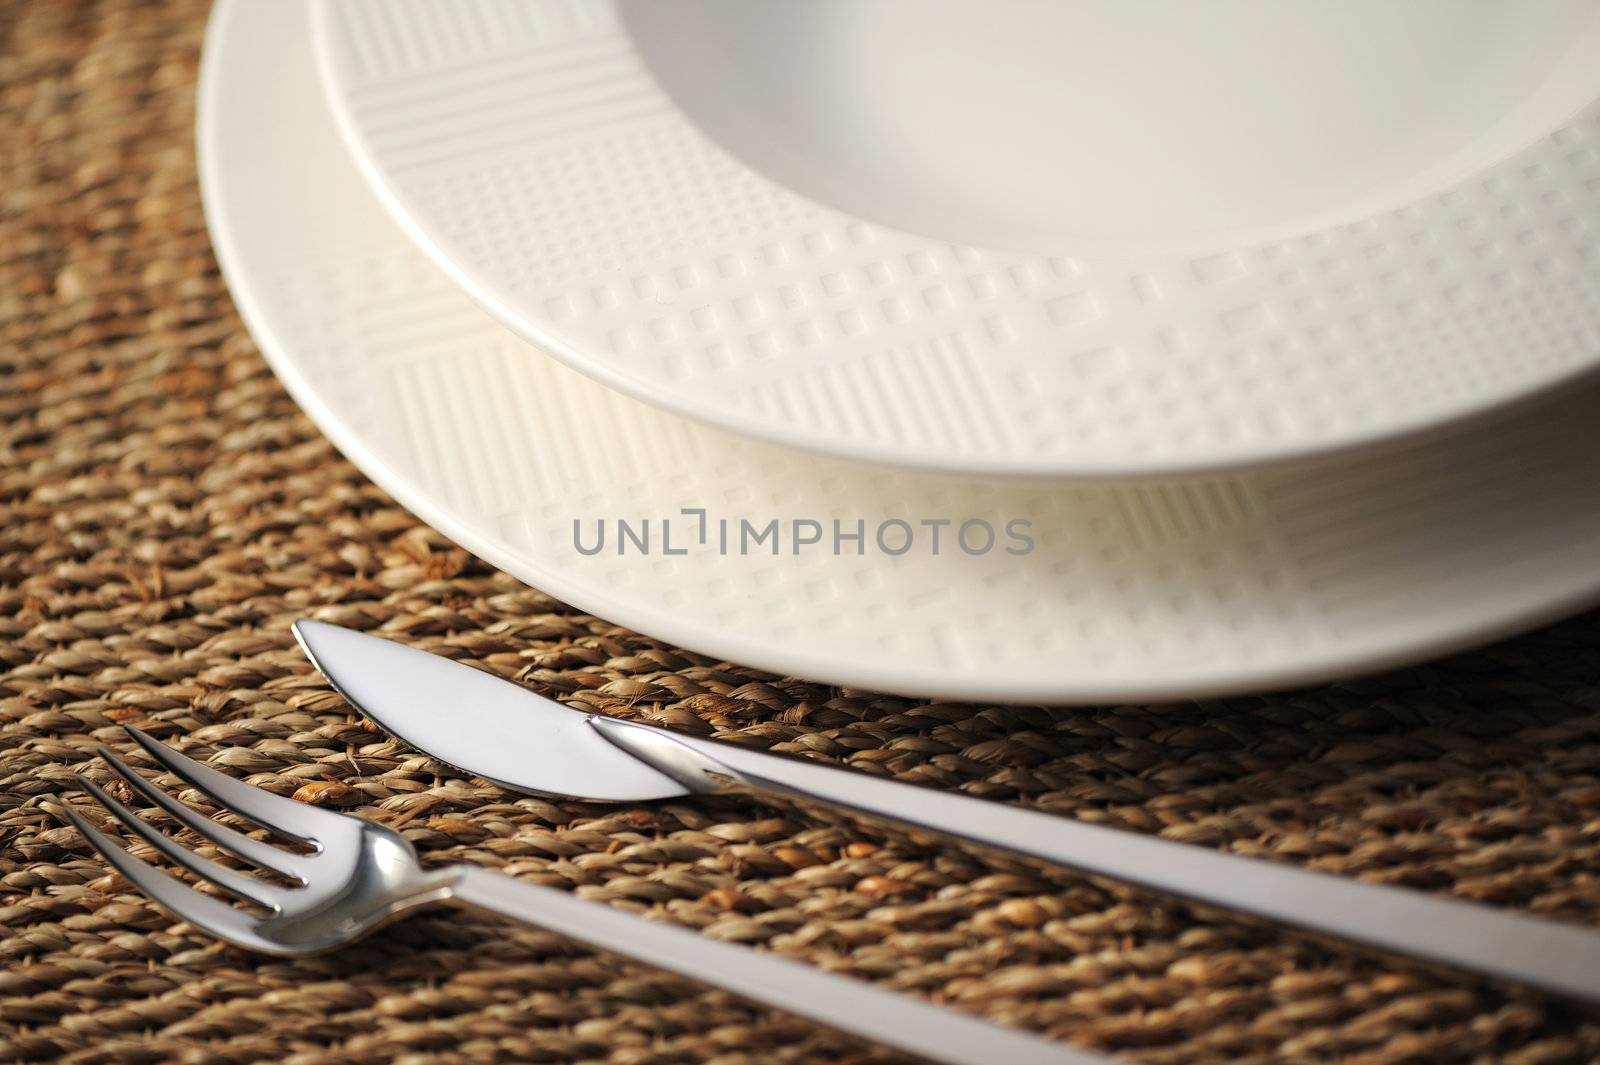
51 802 289 956
76 774 287 910
123 726 343 844
98 746 310 881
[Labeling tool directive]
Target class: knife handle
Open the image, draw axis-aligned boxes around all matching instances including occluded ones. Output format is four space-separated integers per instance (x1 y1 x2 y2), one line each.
445 865 1110 1065
590 717 1600 1006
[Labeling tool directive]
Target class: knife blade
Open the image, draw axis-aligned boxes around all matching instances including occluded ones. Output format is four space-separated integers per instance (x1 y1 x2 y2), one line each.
291 620 685 802
292 620 1600 1005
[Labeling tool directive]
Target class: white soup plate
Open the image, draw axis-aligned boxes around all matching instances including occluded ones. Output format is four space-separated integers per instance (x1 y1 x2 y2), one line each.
310 0 1600 476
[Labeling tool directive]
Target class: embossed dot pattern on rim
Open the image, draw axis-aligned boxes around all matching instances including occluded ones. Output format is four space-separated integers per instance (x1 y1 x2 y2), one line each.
308 0 1600 477
205 0 1600 703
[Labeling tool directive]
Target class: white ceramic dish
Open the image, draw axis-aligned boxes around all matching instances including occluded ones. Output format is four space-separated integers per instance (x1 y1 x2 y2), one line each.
201 0 1600 703
309 0 1600 478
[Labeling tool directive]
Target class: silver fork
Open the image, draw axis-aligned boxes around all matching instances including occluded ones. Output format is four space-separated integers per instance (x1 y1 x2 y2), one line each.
51 726 1116 1065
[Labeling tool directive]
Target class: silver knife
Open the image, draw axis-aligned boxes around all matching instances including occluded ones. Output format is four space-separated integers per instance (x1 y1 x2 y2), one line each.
292 620 1600 1005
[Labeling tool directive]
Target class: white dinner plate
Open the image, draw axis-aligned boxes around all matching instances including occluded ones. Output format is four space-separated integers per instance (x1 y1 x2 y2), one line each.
201 0 1600 703
308 0 1600 478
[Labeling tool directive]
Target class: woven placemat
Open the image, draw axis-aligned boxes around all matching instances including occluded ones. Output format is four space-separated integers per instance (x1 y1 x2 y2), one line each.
4 3 1600 1062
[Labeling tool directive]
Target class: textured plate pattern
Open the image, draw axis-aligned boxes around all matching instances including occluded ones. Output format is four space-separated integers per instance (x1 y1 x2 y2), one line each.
310 0 1600 475
204 0 1600 701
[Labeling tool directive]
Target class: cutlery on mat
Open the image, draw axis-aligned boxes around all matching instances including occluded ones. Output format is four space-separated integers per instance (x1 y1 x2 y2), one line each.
292 620 1600 1006
53 727 1110 1065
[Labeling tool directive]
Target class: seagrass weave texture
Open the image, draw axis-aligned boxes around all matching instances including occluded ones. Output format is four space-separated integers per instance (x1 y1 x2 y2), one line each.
3 2 1600 1063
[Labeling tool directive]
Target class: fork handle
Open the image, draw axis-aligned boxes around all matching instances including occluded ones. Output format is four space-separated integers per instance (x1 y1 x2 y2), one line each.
591 718 1600 1006
445 865 1112 1065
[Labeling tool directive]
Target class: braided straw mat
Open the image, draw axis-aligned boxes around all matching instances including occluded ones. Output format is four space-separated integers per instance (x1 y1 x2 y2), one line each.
4 2 1600 1063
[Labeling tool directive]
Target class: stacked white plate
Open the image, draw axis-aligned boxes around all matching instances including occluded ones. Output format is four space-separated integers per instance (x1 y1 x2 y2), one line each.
200 0 1600 702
